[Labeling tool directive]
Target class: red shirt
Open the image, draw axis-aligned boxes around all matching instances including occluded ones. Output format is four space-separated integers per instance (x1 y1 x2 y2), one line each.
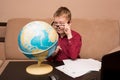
48 30 82 61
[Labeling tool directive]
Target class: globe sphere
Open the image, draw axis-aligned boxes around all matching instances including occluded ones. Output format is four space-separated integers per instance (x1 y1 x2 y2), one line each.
18 21 58 60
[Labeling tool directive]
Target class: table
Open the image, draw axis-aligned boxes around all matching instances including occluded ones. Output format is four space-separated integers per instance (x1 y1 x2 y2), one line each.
0 60 100 80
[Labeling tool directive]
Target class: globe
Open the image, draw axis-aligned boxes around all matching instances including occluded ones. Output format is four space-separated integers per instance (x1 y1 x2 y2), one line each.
18 21 58 75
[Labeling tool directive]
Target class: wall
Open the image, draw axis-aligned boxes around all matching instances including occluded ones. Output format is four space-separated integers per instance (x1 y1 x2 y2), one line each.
0 0 120 22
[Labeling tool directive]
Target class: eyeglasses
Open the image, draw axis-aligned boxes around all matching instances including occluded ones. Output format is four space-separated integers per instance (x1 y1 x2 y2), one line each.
52 22 65 27
51 21 70 27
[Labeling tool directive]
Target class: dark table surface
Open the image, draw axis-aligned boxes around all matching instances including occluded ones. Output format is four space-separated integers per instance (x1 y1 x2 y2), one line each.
0 61 100 80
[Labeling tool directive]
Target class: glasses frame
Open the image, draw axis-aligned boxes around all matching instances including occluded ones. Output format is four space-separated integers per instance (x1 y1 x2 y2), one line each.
51 21 70 27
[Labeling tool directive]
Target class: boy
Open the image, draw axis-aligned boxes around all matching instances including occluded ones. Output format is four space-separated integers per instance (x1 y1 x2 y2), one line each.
48 7 82 61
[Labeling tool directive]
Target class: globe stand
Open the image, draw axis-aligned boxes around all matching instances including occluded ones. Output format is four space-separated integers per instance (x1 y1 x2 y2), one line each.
26 51 53 75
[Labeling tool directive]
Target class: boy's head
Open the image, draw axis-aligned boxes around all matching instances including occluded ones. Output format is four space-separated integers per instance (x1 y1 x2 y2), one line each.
52 7 72 35
53 7 71 23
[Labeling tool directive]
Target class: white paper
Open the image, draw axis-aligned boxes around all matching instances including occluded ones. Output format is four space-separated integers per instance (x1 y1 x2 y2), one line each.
55 58 101 78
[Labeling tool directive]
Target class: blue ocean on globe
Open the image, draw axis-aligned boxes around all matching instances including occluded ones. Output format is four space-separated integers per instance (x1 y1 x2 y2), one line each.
18 21 58 60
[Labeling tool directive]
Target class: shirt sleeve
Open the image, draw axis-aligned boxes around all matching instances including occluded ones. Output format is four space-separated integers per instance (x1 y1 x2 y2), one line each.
66 33 82 59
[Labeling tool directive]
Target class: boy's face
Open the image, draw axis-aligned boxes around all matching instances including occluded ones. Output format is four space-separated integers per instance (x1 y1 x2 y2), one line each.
53 16 70 34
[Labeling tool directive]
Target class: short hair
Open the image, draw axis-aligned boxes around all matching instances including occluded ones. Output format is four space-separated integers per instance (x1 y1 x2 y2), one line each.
53 7 71 22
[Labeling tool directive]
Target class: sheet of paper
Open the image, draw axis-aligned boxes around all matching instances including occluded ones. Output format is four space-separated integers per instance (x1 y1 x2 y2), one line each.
56 65 91 78
55 58 101 78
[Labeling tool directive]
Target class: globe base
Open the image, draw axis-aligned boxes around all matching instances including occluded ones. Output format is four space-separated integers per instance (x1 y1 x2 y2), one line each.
26 63 53 75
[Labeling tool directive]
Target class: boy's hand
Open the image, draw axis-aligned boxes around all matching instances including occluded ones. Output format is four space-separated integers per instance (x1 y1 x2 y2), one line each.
64 23 72 39
52 46 61 56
